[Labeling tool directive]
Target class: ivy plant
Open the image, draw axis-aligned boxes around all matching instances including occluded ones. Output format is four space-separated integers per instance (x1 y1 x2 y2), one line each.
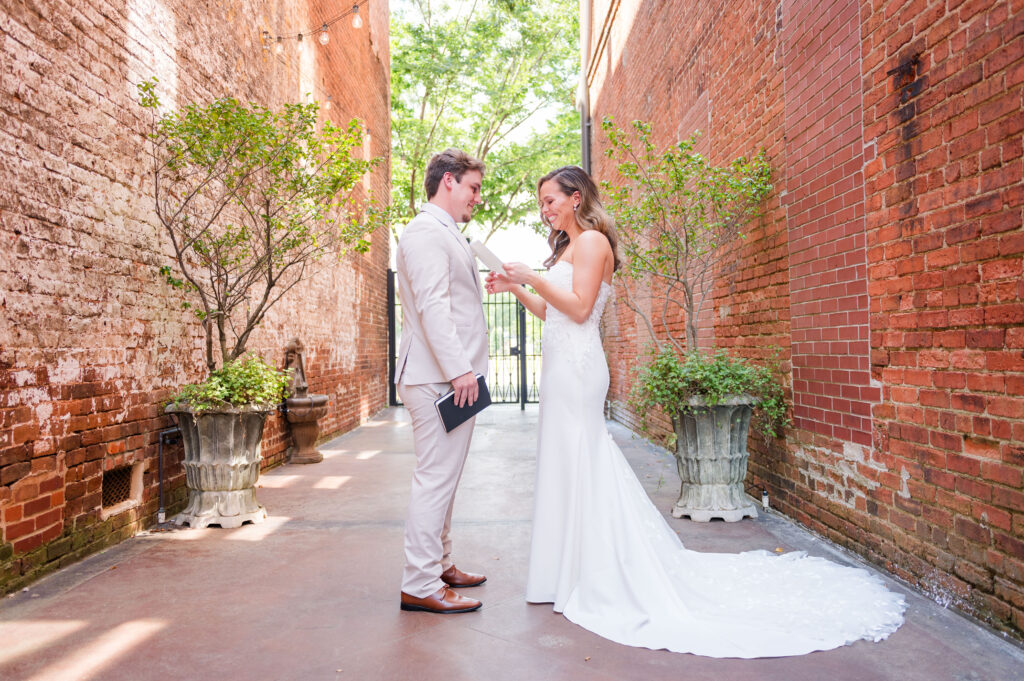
168 355 291 412
631 347 790 443
138 78 386 373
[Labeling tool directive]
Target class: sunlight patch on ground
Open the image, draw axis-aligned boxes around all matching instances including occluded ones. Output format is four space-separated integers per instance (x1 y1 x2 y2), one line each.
312 476 352 489
259 474 302 488
355 449 381 460
318 447 349 459
22 619 165 681
354 419 401 428
0 620 87 666
144 526 214 541
226 515 291 541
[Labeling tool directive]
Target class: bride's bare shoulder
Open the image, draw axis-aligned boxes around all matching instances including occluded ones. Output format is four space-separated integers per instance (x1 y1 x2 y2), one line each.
576 229 612 252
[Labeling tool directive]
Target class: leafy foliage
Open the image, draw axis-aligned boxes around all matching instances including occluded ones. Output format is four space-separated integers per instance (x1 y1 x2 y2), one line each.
601 118 773 353
138 79 385 371
168 355 292 411
631 347 790 442
601 118 787 439
390 0 580 242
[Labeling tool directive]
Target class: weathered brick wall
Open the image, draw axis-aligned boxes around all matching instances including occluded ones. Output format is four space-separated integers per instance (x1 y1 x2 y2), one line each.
861 0 1023 632
588 0 1024 637
0 0 391 592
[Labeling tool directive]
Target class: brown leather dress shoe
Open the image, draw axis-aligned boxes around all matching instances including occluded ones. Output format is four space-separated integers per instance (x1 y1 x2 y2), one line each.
400 586 482 613
441 565 487 588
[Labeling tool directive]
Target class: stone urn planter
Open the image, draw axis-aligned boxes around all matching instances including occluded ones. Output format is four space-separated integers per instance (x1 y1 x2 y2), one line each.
165 404 271 529
670 394 758 522
284 395 329 464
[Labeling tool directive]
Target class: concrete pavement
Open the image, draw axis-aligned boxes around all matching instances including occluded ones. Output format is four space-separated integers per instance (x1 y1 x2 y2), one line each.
1 405 1022 681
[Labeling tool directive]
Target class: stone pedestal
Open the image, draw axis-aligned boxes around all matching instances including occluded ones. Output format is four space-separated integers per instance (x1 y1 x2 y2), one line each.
281 338 329 464
284 395 329 464
671 395 758 522
166 405 270 529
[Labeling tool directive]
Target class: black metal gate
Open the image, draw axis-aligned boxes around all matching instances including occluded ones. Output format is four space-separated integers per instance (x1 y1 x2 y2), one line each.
388 269 541 408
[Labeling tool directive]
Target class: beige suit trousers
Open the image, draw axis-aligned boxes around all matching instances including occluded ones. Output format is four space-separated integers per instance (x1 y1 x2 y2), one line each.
398 381 477 598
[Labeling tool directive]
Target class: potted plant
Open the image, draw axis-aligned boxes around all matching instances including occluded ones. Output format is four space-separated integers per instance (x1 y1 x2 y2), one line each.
138 79 384 527
601 117 787 522
166 356 291 528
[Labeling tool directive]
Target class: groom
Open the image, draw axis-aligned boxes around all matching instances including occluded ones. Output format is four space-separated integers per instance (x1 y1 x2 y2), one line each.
395 148 489 614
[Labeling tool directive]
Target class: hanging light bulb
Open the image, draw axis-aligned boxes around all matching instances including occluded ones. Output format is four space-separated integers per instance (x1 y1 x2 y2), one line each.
274 36 283 54
319 23 329 45
351 4 363 29
262 30 270 51
325 94 333 111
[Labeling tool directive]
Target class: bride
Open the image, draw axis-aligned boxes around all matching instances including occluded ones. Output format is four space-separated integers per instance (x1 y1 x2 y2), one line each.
485 165 905 658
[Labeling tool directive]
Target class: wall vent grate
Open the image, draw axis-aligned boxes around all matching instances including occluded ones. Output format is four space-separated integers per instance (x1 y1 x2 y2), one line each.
102 466 132 508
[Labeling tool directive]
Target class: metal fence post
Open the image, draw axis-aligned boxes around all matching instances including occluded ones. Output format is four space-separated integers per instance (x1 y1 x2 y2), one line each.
387 268 397 406
518 301 527 411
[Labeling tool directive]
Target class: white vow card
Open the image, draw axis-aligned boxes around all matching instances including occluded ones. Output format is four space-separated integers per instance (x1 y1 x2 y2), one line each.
469 240 505 271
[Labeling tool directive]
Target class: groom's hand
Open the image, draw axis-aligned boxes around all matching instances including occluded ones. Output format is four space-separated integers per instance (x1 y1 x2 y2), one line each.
451 372 478 407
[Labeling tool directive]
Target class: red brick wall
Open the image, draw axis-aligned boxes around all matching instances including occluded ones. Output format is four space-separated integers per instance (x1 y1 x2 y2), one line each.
0 0 391 591
784 0 876 450
862 0 1024 632
588 0 1024 637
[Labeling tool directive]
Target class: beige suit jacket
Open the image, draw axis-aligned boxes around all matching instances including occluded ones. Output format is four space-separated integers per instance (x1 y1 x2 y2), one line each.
394 203 488 386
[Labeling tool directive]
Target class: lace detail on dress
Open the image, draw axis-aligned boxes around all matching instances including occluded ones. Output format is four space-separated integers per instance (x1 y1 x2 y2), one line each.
542 261 611 371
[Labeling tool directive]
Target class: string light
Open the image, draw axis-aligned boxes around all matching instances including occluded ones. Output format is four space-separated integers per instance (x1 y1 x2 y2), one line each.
262 0 368 50
262 0 372 113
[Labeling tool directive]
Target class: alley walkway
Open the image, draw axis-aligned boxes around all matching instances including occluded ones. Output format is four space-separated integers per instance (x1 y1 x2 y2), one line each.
1 405 1022 681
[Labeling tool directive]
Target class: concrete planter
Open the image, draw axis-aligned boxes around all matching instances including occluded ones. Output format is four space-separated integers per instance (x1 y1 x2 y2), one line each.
165 404 271 529
671 394 758 522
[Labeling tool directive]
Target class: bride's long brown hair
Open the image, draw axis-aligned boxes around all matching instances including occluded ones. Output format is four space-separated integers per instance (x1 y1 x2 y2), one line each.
538 166 621 271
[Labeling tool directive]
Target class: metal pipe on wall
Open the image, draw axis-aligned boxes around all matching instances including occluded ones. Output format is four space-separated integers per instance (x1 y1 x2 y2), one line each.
157 427 180 524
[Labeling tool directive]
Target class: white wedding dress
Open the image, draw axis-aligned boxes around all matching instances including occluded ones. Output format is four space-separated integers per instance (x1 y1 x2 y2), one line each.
524 261 906 658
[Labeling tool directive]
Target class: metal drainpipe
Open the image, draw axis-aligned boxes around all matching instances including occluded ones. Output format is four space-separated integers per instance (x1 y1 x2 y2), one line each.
578 0 593 173
157 426 181 524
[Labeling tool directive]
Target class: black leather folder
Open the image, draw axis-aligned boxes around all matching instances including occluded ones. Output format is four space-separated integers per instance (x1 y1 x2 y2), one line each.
434 374 491 432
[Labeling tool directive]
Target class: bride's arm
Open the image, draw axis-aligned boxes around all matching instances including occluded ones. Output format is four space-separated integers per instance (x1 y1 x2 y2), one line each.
511 284 548 321
505 231 609 324
486 272 547 321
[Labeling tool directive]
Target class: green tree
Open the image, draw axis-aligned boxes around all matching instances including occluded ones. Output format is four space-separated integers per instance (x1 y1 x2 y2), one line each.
601 118 787 441
390 0 580 242
601 119 773 353
138 79 385 372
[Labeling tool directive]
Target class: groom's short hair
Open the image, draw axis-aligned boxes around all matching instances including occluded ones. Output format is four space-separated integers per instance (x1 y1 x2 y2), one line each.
424 148 485 199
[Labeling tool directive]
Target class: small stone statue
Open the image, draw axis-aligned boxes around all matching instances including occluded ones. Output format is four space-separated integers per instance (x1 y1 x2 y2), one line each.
284 337 309 398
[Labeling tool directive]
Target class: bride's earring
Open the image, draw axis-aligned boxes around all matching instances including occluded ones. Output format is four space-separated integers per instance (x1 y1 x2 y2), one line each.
573 203 579 212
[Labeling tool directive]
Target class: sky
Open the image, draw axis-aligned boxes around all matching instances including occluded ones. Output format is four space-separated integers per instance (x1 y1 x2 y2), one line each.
465 222 551 269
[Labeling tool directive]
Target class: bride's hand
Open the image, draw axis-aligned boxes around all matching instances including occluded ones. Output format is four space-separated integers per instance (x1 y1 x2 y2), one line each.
485 271 516 294
502 262 534 286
